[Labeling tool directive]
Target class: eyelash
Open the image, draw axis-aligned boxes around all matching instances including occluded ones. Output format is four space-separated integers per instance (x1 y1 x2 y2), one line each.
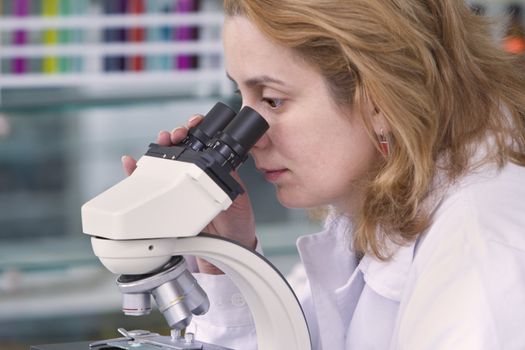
262 97 284 109
233 88 284 109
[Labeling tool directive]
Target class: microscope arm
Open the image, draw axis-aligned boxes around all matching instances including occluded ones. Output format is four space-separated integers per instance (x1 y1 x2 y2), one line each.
91 234 312 350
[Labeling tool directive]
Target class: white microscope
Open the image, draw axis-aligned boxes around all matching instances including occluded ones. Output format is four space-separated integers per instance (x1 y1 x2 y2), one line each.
80 102 312 350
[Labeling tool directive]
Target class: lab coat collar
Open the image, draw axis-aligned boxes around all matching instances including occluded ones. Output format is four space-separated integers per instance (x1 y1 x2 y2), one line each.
297 214 357 289
297 215 358 349
298 214 416 303
297 215 417 349
356 164 451 302
358 241 416 302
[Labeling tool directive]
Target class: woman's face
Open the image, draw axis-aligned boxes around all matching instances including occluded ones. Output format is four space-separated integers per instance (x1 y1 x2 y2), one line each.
223 16 380 212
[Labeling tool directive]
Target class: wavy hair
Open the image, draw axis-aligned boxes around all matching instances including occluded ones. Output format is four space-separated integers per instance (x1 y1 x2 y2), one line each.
224 0 525 259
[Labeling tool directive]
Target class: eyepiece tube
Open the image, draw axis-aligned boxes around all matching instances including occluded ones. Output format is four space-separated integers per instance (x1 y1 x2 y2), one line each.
208 106 269 170
182 102 237 151
222 106 269 153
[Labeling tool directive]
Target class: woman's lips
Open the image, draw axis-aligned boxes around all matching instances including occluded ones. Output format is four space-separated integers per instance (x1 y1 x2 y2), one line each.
262 169 287 182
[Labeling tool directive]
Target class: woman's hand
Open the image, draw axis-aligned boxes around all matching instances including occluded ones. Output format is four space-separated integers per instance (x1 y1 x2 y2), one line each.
121 115 257 274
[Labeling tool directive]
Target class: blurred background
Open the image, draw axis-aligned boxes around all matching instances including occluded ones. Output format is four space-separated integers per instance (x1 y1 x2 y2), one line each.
0 0 524 348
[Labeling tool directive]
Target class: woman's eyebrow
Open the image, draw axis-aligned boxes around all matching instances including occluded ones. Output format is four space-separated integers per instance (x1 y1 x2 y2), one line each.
226 73 286 88
244 75 286 87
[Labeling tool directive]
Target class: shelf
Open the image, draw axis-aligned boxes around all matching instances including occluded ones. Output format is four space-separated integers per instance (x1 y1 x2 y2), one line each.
0 2 227 97
0 69 227 88
0 41 222 58
0 13 224 30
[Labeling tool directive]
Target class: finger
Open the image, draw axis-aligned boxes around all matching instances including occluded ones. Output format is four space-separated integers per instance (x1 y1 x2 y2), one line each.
157 130 171 146
231 170 242 182
170 126 188 145
187 114 204 128
231 170 249 192
121 155 137 176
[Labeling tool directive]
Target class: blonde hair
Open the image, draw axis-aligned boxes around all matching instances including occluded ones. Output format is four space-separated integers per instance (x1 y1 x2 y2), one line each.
224 0 525 259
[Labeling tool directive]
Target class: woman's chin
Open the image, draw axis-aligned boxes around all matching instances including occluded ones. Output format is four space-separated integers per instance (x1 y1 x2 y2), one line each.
276 189 318 209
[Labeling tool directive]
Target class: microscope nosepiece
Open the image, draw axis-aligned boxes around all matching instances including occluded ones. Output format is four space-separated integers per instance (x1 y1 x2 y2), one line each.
116 256 210 331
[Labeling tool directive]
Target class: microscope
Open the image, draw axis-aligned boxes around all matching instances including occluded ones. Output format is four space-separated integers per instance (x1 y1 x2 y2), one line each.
76 103 311 350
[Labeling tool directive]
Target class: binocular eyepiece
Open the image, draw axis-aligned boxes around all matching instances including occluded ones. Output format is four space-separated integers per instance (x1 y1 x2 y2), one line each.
182 102 269 171
146 102 268 200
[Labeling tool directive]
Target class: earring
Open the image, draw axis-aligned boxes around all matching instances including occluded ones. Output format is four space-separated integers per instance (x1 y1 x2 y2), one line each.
378 129 390 156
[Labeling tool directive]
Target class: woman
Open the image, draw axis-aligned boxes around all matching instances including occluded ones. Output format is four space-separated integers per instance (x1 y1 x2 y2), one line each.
122 0 525 348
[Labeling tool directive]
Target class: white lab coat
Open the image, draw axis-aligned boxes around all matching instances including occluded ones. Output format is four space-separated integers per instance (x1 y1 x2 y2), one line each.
188 160 525 349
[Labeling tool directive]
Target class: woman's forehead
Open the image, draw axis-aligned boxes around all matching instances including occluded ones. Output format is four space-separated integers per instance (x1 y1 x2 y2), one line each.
223 17 315 86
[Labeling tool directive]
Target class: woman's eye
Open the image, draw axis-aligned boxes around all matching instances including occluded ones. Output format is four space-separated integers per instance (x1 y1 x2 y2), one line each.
263 97 284 109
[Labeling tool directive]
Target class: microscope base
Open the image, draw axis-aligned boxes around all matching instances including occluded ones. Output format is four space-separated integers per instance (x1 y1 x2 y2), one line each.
31 329 233 350
31 341 93 350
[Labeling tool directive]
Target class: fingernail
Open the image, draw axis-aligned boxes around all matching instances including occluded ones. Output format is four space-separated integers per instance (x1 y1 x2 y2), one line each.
171 126 185 134
188 115 202 124
121 155 128 163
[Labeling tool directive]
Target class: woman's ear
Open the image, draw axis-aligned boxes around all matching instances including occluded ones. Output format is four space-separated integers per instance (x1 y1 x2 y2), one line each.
367 101 390 135
368 101 392 157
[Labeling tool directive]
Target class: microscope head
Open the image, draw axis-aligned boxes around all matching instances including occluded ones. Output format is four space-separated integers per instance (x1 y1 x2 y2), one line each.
81 103 268 330
81 103 268 274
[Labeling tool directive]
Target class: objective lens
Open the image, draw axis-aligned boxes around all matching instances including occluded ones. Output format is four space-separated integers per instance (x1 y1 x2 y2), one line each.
177 269 210 315
207 106 269 170
182 102 237 151
152 280 193 330
122 292 151 316
150 268 210 330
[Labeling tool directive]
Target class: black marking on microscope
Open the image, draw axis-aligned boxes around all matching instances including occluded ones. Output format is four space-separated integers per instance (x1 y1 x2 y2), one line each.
117 256 184 283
